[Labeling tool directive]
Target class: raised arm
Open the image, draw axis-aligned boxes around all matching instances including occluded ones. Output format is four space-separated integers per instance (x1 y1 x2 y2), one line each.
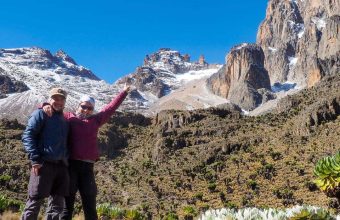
96 87 130 126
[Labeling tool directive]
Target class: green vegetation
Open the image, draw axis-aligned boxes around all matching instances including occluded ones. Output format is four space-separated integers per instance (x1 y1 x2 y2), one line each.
0 174 12 183
313 152 340 195
0 195 24 213
289 207 335 220
193 192 203 201
125 209 144 220
207 182 217 192
96 203 145 219
224 201 238 209
163 212 179 220
247 180 258 190
182 206 197 219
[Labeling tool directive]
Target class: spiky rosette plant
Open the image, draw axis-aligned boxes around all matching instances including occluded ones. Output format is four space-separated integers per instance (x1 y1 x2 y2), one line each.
198 206 338 220
288 208 335 220
313 152 340 197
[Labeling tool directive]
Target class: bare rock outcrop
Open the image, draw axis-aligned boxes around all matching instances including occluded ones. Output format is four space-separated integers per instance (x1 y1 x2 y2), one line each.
257 0 340 87
207 44 272 110
317 15 340 78
0 68 29 99
120 67 170 98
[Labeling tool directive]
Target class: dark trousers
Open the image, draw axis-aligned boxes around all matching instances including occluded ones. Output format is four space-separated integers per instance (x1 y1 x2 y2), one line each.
21 161 69 220
61 160 98 220
21 195 64 220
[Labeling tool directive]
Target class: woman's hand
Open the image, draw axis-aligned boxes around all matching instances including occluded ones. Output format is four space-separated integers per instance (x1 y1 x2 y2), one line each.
124 83 131 93
43 105 53 117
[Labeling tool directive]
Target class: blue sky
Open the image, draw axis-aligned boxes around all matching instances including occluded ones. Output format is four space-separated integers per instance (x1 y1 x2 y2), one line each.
1 0 268 83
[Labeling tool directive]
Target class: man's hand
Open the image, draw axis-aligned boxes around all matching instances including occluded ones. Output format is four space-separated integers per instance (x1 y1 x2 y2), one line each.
42 105 53 117
32 164 42 176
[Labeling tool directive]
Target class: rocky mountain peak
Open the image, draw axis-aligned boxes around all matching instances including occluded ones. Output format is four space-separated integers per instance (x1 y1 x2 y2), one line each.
0 47 99 81
229 43 266 67
0 47 54 62
116 48 220 110
55 49 77 65
198 55 207 65
142 48 209 74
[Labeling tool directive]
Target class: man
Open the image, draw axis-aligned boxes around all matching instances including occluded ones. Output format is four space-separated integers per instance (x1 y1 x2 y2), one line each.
21 88 69 220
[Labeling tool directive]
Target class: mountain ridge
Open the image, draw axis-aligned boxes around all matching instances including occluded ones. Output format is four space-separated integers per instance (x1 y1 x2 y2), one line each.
0 47 223 122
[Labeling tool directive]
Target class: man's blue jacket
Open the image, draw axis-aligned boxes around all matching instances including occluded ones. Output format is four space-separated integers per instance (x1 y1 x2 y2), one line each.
22 109 69 165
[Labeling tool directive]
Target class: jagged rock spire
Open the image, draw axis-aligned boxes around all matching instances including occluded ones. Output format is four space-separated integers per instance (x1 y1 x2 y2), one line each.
55 49 77 65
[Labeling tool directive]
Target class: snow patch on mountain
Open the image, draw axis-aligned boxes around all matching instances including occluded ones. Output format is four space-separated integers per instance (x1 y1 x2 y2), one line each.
268 47 278 53
288 20 305 38
297 26 305 38
249 80 302 116
235 43 248 50
311 16 326 30
288 56 298 68
176 68 220 83
146 68 227 115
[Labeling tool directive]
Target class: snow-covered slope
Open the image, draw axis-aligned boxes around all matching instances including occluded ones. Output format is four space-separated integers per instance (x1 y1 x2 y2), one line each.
0 47 121 122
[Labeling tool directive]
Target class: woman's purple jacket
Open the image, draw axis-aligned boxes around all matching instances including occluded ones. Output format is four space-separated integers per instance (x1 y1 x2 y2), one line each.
65 91 127 161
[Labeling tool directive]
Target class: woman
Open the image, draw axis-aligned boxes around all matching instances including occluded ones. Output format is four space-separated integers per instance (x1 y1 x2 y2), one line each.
43 86 130 220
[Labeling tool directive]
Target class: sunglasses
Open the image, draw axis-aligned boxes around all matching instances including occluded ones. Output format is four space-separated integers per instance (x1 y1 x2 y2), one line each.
80 105 94 111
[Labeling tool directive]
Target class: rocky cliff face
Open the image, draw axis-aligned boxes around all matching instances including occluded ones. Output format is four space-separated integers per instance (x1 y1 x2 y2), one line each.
257 0 340 87
317 15 340 80
207 0 338 111
207 44 273 110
